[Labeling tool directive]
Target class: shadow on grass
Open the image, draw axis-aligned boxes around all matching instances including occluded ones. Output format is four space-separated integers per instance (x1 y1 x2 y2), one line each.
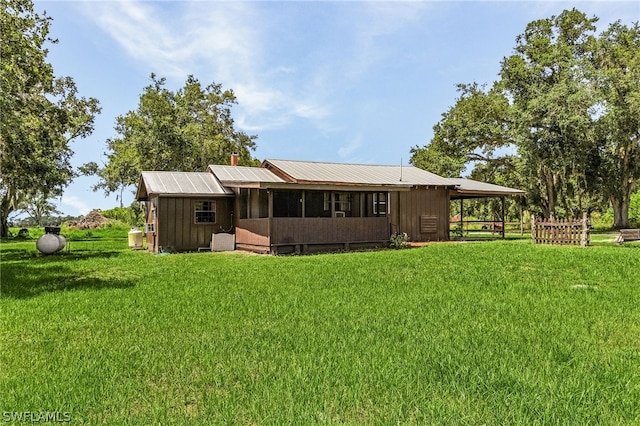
1 250 136 299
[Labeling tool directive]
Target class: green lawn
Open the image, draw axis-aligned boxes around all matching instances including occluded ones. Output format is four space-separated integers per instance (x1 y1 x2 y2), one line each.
1 234 639 424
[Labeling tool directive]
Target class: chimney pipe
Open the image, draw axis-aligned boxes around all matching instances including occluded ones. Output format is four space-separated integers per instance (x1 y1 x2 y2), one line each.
230 152 239 166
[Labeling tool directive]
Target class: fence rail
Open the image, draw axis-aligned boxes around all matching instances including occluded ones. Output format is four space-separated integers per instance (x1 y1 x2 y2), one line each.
531 214 590 247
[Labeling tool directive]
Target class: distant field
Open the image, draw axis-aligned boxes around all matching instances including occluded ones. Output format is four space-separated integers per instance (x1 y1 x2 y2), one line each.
1 232 639 424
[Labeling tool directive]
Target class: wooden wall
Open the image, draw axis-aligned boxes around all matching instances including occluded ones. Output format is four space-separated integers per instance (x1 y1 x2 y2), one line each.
235 218 270 251
156 197 233 252
389 188 450 241
270 217 389 245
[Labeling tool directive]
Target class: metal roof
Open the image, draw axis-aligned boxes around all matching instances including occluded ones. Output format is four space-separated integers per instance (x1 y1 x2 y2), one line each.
449 178 526 198
207 165 285 184
136 171 233 200
263 159 454 187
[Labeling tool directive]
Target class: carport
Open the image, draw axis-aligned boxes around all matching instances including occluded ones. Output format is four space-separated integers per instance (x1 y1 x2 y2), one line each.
448 178 526 240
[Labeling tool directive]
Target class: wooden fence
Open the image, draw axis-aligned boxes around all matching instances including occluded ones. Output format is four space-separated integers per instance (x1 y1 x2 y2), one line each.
531 214 590 247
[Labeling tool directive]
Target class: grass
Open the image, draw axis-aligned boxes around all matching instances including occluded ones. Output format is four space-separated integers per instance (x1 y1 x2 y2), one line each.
1 232 639 424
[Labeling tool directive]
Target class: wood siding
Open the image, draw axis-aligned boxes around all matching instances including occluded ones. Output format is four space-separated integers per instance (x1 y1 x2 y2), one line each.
389 188 450 241
271 217 389 245
235 217 389 252
235 219 270 250
156 197 233 252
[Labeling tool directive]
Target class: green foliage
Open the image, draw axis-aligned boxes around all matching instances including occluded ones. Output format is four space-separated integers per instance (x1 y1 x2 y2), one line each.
593 21 640 228
14 194 62 226
1 241 639 423
410 9 639 226
631 191 640 227
592 191 640 230
93 74 258 198
410 83 514 178
101 203 144 227
16 228 30 239
0 0 100 237
389 232 409 249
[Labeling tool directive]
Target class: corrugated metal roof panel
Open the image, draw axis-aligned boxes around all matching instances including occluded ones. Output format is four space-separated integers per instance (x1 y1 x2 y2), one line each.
138 171 233 198
263 159 453 187
449 178 526 197
208 165 285 184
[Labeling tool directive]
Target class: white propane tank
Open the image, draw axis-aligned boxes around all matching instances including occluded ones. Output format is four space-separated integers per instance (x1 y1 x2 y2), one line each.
56 234 67 251
36 233 65 254
128 228 143 249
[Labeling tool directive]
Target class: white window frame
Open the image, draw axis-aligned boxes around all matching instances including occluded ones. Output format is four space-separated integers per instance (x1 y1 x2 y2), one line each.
373 192 387 216
194 200 217 224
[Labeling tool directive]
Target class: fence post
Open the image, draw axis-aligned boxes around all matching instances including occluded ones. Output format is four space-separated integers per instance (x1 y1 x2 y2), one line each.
581 212 590 247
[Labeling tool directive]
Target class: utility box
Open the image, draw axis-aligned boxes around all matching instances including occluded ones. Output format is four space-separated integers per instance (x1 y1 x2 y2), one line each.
212 233 235 251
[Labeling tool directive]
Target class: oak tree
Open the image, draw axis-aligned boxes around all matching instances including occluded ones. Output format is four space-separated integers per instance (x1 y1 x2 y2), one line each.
0 0 100 236
93 74 257 198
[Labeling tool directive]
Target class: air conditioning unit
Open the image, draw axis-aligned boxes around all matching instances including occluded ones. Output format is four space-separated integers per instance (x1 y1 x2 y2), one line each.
144 223 156 233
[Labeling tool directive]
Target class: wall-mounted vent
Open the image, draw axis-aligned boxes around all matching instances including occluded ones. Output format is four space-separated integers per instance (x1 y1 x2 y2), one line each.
419 215 437 234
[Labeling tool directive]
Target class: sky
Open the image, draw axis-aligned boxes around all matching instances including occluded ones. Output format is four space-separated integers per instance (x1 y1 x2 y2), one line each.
31 0 640 216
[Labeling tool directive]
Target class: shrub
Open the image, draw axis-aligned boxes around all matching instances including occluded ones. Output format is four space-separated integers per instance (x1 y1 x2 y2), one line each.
16 228 31 239
389 232 409 249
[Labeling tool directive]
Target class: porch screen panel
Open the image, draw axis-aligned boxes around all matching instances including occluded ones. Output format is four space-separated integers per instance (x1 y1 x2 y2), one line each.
273 190 303 218
305 191 331 217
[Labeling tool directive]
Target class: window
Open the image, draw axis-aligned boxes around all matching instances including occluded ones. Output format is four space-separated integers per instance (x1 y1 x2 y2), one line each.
194 200 216 224
333 192 352 216
373 192 387 216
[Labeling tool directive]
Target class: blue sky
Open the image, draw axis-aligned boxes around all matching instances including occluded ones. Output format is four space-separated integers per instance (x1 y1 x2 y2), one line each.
32 0 639 216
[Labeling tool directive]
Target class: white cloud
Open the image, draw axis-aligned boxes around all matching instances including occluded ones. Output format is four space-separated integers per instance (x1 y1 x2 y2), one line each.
345 2 432 79
60 194 92 216
338 133 363 159
81 1 333 134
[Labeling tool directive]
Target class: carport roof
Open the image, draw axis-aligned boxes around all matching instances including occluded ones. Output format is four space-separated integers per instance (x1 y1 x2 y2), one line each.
449 178 526 198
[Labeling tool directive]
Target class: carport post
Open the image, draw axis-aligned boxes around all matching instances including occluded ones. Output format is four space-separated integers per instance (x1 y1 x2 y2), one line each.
501 196 506 239
460 198 464 237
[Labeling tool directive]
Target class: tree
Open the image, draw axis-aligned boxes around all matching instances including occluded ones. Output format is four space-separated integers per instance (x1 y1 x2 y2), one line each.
93 74 257 197
412 9 612 220
0 0 100 236
499 9 601 219
410 83 514 178
593 21 640 228
15 194 62 226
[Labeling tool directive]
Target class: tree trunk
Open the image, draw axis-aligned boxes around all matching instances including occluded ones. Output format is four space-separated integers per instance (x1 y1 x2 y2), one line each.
0 194 13 238
611 195 630 229
544 172 557 220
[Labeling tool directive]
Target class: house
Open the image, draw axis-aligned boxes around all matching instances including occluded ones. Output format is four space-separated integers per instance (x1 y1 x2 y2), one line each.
135 157 524 254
